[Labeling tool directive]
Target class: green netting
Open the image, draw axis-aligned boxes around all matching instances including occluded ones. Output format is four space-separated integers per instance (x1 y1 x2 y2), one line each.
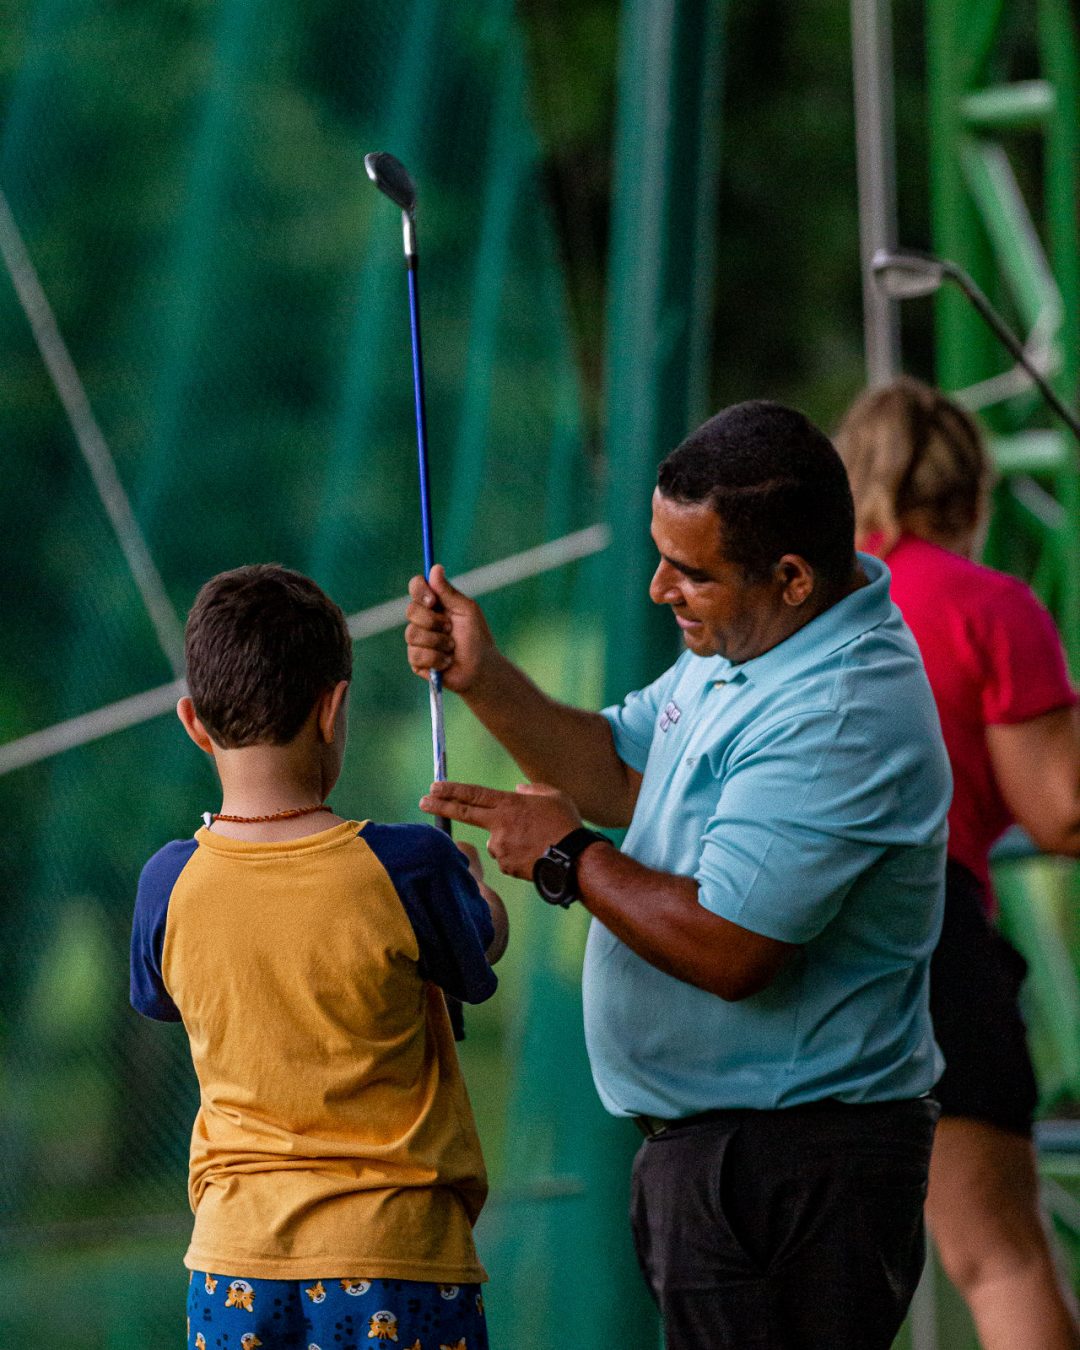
0 2 627 1344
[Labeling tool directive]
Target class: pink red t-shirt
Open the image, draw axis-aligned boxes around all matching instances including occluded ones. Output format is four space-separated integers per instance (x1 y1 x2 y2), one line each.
881 534 1076 906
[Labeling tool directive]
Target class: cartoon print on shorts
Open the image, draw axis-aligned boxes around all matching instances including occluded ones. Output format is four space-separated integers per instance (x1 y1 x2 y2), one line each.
195 1335 206 1350
440 1339 467 1350
475 1292 484 1316
439 1285 459 1300
240 1335 263 1350
225 1279 255 1312
368 1309 399 1340
305 1279 327 1304
340 1278 371 1296
204 1273 218 1295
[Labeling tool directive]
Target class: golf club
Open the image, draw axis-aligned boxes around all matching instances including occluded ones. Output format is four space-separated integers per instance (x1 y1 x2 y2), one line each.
366 151 464 1042
872 247 1080 446
365 151 450 809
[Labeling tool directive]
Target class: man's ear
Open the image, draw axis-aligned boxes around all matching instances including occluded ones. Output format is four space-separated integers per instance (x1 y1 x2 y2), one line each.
776 554 815 607
177 697 216 755
316 681 350 745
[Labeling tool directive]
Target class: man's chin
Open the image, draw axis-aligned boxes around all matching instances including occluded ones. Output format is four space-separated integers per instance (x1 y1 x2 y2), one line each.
681 627 721 658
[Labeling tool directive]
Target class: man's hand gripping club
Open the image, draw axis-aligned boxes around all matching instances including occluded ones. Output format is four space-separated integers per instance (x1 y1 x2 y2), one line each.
404 566 641 828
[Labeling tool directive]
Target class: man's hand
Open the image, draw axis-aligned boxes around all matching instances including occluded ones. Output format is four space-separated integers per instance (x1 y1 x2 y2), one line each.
422 781 583 880
405 564 496 694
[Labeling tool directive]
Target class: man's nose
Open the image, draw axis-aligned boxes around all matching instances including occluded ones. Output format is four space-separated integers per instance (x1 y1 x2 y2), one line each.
649 560 680 605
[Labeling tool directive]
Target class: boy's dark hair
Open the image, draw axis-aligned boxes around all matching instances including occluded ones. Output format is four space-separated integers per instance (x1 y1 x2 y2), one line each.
657 400 857 593
185 564 352 748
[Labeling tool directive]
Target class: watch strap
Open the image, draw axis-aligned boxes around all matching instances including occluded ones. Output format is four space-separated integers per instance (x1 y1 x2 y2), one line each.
552 826 610 863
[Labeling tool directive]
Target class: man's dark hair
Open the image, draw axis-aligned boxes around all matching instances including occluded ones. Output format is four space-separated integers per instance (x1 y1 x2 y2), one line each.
185 564 352 748
657 401 857 591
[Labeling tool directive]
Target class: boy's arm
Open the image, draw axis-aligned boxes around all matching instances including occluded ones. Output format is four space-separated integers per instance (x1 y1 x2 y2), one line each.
130 840 196 1022
457 841 508 964
360 822 500 1003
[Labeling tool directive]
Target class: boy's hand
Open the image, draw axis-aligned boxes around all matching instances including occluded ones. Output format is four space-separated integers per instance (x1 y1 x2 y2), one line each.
456 839 509 964
422 780 583 881
455 839 485 883
405 564 496 694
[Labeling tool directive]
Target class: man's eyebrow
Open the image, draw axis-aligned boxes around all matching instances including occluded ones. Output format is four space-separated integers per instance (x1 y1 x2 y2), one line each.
660 551 712 580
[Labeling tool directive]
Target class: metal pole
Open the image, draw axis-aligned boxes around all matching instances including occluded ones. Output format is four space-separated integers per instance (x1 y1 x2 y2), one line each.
851 0 902 384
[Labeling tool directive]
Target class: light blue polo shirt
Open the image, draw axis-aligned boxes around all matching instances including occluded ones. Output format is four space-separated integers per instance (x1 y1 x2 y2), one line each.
586 553 950 1117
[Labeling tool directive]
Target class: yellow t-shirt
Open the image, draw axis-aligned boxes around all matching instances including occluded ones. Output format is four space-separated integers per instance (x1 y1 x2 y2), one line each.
130 820 496 1282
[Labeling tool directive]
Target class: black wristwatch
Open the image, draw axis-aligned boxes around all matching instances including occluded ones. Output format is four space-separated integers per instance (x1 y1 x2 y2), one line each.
533 827 611 907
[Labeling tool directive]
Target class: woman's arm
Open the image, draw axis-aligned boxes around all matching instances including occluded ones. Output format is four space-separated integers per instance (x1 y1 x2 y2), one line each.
987 705 1080 855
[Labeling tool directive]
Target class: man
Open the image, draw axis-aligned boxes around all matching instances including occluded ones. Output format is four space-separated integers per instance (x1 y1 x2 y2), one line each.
405 400 951 1350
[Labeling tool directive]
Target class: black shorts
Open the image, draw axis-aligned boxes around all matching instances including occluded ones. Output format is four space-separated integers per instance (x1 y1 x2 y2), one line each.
930 859 1038 1137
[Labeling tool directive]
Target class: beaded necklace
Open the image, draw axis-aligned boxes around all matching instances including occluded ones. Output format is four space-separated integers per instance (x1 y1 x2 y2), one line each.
206 804 328 824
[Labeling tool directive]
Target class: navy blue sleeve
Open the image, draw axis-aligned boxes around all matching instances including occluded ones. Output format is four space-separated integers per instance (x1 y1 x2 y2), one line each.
130 838 198 1021
361 822 498 1005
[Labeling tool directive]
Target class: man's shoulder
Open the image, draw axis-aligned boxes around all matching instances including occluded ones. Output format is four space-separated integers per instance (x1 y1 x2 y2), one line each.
736 622 946 767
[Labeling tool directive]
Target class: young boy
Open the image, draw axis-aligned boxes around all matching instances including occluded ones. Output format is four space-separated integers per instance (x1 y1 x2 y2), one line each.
130 564 508 1350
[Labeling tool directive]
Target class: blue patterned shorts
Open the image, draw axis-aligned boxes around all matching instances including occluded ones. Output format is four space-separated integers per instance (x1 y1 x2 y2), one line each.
186 1270 489 1350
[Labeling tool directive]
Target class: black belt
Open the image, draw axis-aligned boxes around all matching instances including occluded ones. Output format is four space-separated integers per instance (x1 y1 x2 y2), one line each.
634 1095 938 1140
634 1109 729 1139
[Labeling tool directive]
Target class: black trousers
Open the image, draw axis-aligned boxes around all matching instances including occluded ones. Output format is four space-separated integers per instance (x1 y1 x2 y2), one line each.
630 1096 939 1350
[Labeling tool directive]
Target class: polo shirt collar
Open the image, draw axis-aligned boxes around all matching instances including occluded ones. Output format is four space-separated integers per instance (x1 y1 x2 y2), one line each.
704 553 891 692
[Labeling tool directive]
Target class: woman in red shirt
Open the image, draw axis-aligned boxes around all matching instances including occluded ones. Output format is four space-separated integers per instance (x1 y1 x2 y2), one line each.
837 377 1080 1350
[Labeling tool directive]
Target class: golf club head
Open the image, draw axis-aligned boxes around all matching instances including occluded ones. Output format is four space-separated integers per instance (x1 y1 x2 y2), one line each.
365 152 417 215
871 248 947 300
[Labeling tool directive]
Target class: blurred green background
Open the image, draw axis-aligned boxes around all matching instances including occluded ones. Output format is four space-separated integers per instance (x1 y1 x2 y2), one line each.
1 1 1077 1347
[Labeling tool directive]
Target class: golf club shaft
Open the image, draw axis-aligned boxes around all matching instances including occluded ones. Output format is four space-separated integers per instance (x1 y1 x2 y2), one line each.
367 153 465 1039
405 246 451 830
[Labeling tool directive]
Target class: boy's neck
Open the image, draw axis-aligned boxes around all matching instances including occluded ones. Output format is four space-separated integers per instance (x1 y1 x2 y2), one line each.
209 744 345 842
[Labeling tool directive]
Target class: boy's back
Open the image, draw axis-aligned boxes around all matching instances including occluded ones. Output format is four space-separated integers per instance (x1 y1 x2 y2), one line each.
129 563 506 1348
132 817 494 1283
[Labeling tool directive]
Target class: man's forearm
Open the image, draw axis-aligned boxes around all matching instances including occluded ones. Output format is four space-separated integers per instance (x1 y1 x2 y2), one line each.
462 651 638 828
421 779 795 999
575 842 796 1000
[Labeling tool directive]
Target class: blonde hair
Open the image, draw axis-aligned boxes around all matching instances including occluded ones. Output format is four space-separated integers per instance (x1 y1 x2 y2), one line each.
835 376 992 553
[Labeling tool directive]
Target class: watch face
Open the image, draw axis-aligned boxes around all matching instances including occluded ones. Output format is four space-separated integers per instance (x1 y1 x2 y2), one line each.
534 853 571 903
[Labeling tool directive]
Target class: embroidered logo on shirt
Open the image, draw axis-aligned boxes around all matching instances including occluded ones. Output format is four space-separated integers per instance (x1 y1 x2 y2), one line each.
659 701 682 732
